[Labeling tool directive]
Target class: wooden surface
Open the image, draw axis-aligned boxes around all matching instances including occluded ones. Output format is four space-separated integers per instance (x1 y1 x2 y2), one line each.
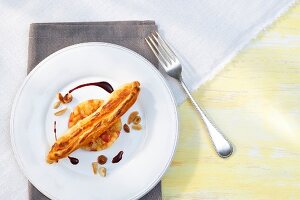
162 3 300 200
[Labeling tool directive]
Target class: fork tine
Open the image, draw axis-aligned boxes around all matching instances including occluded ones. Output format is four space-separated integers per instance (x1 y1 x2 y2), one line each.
155 31 177 61
145 37 168 68
148 35 172 65
152 33 175 62
151 33 173 64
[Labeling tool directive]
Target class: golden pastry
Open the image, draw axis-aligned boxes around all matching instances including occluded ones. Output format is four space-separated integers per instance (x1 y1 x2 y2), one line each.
68 99 121 151
47 81 140 163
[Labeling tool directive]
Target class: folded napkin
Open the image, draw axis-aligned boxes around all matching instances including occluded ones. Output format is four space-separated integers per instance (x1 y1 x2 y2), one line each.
27 21 161 200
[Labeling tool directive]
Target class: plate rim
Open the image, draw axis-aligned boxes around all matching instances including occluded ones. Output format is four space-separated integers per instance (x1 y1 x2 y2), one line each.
10 42 179 200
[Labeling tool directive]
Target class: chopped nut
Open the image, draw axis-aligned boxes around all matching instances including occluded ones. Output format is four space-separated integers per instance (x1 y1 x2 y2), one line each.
132 124 142 130
123 124 130 133
133 116 141 125
63 93 73 103
98 167 106 177
97 155 107 165
127 111 139 124
53 101 61 109
92 162 98 174
54 108 67 116
57 93 64 103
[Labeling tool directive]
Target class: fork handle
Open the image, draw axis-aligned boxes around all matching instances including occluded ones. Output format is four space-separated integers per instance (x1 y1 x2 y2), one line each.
180 78 233 158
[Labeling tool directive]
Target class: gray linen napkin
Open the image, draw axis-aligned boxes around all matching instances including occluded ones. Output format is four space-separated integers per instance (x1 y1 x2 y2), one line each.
27 21 161 200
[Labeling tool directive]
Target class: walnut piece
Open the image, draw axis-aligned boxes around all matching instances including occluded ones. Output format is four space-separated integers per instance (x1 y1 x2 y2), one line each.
57 93 64 103
123 124 130 133
63 93 73 103
57 92 72 104
97 155 107 165
127 111 139 124
53 101 61 109
132 124 142 130
98 167 106 177
54 108 67 116
92 162 98 175
133 116 141 125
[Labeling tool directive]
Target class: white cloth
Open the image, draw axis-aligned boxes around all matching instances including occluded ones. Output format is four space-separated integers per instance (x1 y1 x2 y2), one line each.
0 0 296 199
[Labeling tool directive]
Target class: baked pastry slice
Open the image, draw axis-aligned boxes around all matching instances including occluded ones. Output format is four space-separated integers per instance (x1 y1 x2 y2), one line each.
68 99 122 151
47 81 140 163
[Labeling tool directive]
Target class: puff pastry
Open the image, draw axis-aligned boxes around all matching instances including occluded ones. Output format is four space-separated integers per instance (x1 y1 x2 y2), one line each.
68 99 122 151
47 81 140 163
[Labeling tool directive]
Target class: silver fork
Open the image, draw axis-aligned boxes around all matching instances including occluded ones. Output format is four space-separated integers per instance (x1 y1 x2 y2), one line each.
146 32 233 158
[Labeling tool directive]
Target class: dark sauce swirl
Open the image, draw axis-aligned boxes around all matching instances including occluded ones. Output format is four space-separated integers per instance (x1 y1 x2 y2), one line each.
54 121 57 141
69 81 114 94
112 151 124 163
68 156 79 165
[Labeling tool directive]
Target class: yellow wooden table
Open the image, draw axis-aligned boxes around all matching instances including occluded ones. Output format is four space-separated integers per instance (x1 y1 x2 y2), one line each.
162 3 300 200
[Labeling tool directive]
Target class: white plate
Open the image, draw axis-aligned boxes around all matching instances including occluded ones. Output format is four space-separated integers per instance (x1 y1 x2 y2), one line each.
10 43 178 200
